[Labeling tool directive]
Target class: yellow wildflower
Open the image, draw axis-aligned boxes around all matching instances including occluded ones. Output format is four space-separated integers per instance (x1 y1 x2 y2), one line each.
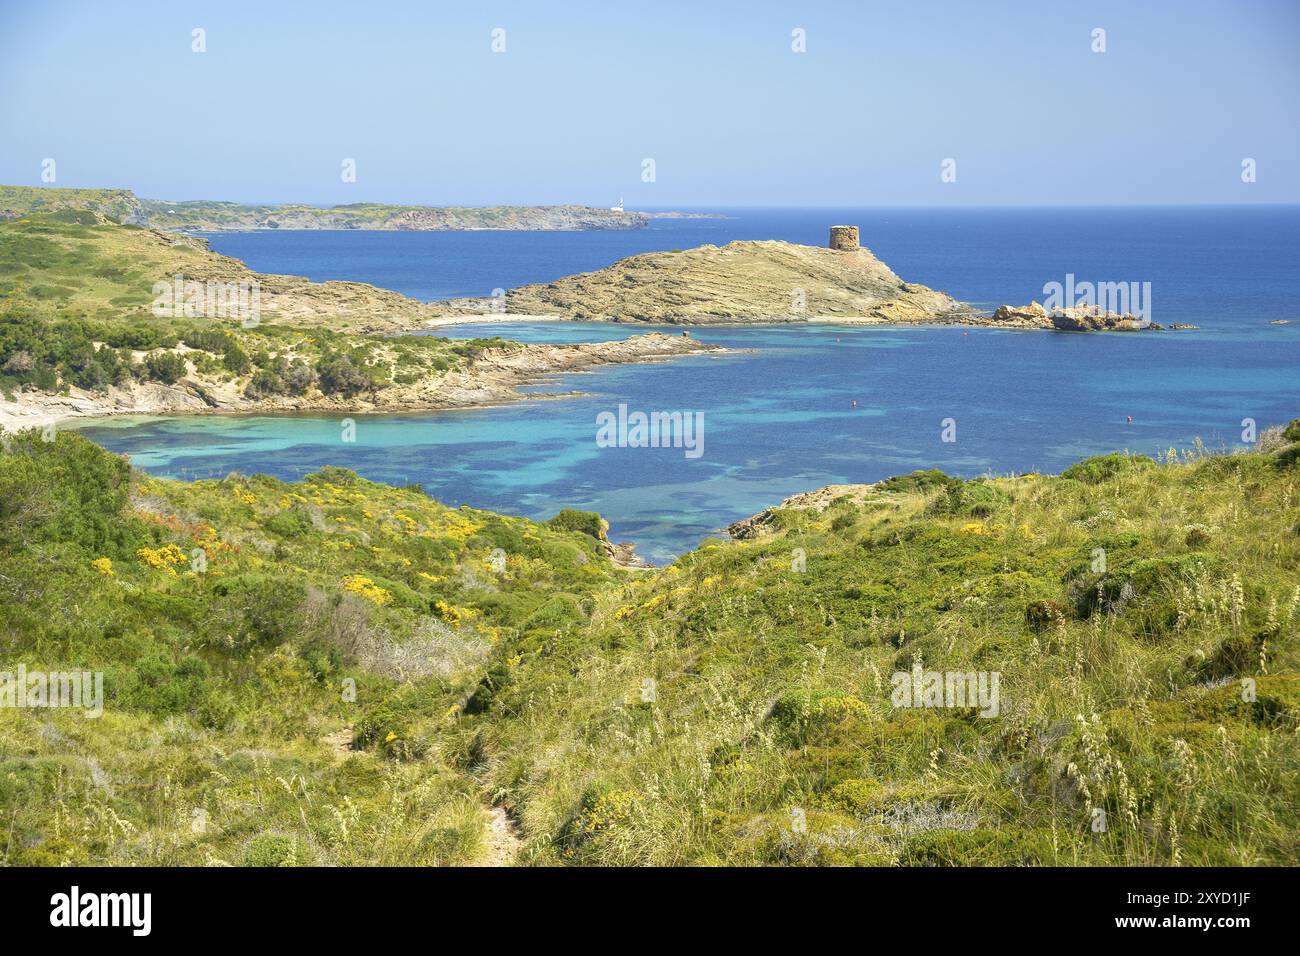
342 575 391 606
136 544 189 575
434 600 479 627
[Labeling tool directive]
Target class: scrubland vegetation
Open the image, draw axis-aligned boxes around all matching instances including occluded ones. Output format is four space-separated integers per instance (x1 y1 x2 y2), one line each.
0 190 1294 868
0 429 616 865
2 426 1296 866
0 212 510 405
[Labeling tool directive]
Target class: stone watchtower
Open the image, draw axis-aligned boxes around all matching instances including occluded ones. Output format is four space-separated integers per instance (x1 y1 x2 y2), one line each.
828 225 859 251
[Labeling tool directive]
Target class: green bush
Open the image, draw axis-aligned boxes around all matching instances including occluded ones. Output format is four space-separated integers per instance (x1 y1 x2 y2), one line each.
240 834 317 867
546 509 605 539
143 351 187 384
1061 453 1154 484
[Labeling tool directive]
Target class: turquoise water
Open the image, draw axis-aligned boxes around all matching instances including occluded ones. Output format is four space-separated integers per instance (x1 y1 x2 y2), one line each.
75 208 1300 563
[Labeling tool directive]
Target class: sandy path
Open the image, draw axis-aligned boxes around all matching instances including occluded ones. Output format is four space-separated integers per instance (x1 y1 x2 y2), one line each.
475 805 523 867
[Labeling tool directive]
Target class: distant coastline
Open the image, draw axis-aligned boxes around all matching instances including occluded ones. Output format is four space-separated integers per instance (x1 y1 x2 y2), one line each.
0 185 717 233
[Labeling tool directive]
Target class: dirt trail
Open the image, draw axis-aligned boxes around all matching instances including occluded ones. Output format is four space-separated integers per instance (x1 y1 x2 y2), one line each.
476 805 523 867
322 728 354 760
321 726 521 865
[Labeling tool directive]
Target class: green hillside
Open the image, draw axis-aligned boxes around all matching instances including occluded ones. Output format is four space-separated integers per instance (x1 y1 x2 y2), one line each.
2 428 1297 865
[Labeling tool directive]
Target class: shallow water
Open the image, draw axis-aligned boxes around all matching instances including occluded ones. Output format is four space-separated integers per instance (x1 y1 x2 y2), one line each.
76 207 1300 563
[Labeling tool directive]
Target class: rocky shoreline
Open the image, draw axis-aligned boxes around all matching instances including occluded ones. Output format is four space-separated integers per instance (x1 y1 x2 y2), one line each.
0 333 724 433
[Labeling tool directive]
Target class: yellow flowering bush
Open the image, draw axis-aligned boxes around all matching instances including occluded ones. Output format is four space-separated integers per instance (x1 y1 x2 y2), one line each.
136 544 189 575
641 593 668 613
91 557 114 577
342 575 391 606
436 512 479 544
575 787 640 836
434 600 479 628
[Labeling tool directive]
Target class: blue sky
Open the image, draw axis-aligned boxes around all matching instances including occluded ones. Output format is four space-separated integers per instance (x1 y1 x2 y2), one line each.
1 0 1297 207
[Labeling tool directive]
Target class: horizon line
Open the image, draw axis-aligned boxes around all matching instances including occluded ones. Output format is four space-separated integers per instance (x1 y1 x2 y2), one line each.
7 184 1300 212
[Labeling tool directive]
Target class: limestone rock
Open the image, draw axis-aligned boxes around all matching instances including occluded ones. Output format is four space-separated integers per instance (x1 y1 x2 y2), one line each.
496 240 973 325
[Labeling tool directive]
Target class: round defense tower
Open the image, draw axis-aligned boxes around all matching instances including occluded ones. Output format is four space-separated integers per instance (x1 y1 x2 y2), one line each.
829 225 859 251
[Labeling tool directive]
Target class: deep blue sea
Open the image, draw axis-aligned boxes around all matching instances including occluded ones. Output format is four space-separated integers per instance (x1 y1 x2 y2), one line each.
76 207 1300 562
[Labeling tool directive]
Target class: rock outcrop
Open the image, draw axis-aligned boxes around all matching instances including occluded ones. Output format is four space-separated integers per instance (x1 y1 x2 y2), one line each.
989 301 1160 332
727 483 879 539
989 301 1051 328
457 239 974 325
1048 305 1157 332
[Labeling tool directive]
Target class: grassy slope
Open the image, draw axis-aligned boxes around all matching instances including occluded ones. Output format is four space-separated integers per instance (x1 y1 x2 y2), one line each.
459 448 1299 866
0 185 144 225
0 211 433 331
2 432 1297 866
0 430 618 865
0 212 210 318
0 212 515 407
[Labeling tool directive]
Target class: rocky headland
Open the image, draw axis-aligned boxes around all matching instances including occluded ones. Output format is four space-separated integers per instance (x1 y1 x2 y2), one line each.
435 235 975 324
432 227 1164 332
